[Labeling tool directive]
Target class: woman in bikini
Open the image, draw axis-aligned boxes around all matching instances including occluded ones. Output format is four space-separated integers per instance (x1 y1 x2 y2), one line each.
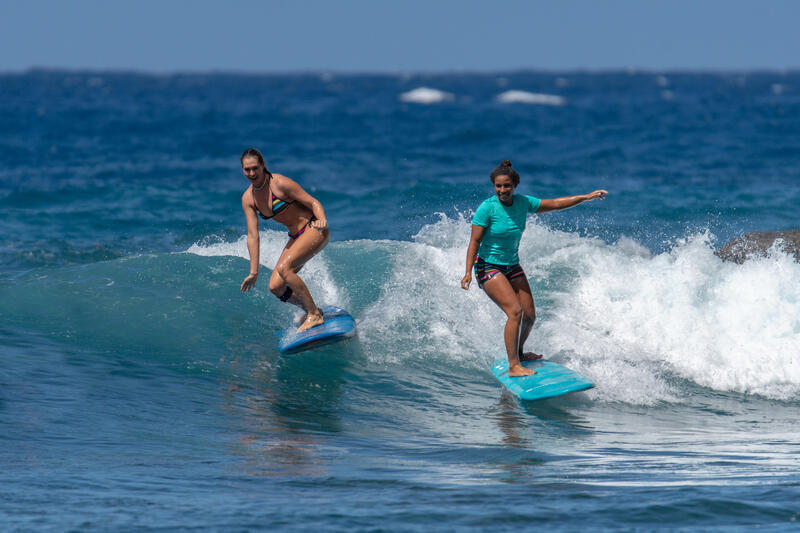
461 160 607 377
239 148 329 332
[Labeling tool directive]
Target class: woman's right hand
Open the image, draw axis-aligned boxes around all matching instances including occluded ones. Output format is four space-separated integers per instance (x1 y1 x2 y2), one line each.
461 272 472 290
241 273 258 292
311 216 328 230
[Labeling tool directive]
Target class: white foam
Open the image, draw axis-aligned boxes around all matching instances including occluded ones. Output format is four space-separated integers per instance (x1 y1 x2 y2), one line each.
184 230 343 309
537 231 800 401
495 90 566 106
358 212 500 365
398 87 454 104
359 216 800 404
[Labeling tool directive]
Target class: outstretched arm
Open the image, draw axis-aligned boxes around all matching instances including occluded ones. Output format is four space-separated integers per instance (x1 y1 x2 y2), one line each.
461 224 486 290
537 190 608 213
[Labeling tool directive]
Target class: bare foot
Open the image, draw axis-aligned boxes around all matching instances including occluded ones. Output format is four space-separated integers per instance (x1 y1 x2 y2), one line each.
519 352 544 361
293 313 307 327
296 309 324 332
508 364 536 377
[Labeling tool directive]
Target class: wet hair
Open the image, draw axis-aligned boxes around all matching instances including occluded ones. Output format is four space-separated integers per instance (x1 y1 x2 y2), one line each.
240 148 268 170
490 160 520 186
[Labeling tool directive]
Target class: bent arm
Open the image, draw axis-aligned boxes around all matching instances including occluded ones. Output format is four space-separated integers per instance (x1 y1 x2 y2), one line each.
276 176 328 229
461 224 486 289
537 190 608 213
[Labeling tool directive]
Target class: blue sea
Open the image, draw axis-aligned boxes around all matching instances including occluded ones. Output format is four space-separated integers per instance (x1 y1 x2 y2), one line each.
2 70 800 531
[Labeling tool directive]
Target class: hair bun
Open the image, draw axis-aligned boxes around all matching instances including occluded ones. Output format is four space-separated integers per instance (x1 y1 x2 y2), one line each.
500 159 513 167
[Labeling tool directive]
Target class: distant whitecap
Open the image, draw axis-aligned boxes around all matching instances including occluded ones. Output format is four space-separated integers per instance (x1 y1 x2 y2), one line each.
772 83 786 95
399 87 454 104
656 75 669 87
495 90 566 106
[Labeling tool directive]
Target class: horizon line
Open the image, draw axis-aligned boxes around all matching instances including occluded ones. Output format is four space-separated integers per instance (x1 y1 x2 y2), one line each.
3 66 799 77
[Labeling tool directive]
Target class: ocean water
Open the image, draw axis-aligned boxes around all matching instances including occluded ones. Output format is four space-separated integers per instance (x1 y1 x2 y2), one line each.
1 70 800 531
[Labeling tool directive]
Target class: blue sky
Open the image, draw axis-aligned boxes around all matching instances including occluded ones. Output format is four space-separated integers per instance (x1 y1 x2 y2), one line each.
1 0 799 72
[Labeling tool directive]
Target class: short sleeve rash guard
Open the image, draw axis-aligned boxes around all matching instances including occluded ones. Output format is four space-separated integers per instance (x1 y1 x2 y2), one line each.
471 194 541 265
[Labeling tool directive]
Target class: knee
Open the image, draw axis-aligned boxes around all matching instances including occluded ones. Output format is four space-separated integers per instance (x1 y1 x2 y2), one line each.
268 277 285 296
274 262 290 279
507 305 523 322
524 309 536 324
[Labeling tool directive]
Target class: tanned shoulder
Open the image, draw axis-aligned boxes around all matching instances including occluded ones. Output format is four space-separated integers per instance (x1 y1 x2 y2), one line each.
271 173 298 197
241 187 254 210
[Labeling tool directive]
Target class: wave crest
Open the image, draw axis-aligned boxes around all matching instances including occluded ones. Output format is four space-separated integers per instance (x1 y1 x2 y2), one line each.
496 90 566 106
399 87 454 104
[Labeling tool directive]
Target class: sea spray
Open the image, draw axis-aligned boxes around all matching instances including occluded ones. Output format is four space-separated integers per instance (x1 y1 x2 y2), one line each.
540 232 800 400
323 215 800 403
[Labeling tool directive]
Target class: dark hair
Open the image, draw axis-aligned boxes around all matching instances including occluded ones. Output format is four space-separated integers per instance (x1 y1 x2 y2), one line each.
240 148 268 170
490 159 520 186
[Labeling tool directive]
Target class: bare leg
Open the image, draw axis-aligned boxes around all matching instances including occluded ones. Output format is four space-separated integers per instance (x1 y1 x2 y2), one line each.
269 226 330 332
510 275 542 361
482 274 535 377
268 271 306 318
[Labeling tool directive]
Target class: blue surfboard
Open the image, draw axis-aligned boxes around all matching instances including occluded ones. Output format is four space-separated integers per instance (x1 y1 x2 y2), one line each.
278 306 355 354
491 358 594 401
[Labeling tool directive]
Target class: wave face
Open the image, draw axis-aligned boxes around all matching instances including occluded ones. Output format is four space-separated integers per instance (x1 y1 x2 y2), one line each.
3 71 800 531
7 219 798 407
8 216 787 406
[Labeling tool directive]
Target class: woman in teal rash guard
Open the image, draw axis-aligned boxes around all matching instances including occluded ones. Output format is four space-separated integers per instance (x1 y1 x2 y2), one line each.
461 160 607 377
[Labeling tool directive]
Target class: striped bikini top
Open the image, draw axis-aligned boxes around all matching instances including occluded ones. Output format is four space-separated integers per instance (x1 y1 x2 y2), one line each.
255 189 293 220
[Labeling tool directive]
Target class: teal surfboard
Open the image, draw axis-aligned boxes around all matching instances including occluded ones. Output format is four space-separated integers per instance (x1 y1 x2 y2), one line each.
491 358 594 400
278 306 355 354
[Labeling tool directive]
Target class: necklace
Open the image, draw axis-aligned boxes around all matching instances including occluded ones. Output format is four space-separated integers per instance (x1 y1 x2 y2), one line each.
252 174 268 191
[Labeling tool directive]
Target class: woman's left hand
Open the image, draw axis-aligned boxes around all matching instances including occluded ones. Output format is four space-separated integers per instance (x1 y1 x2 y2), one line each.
587 190 608 200
311 217 328 230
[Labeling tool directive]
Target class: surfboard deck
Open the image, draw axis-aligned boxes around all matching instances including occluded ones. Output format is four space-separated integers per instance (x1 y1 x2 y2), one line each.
491 358 594 401
278 306 355 354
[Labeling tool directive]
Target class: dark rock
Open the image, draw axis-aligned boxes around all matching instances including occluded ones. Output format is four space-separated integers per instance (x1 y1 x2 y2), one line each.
716 230 800 264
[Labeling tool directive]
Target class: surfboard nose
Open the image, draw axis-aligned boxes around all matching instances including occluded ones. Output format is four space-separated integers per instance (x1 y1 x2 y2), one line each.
279 306 356 354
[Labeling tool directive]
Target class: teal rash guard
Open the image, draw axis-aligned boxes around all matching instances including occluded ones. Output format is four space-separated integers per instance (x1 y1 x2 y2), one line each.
472 194 541 265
